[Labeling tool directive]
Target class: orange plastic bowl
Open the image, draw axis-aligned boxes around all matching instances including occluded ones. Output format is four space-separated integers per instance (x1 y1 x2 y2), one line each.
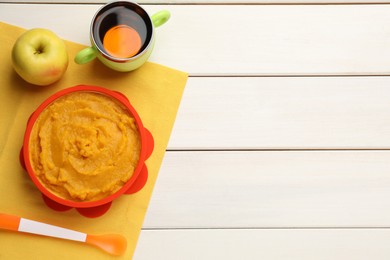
20 85 154 217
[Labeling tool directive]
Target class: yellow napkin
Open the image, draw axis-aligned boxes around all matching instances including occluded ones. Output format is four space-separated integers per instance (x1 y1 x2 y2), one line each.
0 21 187 259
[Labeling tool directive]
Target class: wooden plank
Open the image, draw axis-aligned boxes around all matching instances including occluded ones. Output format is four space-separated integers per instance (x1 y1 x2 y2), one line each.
2 4 390 75
135 228 390 260
169 76 390 149
143 151 390 228
5 0 390 4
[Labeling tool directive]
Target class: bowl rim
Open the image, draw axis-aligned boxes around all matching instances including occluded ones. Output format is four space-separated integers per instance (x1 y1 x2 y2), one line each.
23 84 148 208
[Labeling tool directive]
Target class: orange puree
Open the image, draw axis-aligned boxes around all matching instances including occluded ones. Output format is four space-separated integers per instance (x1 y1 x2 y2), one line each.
29 92 141 202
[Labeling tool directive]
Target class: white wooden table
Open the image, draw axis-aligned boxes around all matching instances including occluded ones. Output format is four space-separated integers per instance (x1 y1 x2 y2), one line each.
2 0 390 259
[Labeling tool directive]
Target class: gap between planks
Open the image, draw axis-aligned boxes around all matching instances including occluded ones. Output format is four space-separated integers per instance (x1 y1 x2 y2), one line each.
5 2 390 6
142 226 390 230
166 148 390 151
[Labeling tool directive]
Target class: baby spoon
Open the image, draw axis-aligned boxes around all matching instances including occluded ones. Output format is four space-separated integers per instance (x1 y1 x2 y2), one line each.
0 213 127 255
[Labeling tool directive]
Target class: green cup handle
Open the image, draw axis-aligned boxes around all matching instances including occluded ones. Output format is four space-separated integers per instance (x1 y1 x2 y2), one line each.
151 10 171 28
74 47 97 64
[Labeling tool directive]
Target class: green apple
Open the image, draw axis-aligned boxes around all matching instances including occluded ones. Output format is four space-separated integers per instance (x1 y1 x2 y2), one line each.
11 28 69 86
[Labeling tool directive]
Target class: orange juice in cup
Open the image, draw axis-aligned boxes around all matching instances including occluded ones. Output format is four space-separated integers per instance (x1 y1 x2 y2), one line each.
75 1 170 72
103 25 142 58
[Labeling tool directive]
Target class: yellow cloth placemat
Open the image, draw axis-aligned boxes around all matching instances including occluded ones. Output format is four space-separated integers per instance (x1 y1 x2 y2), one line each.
0 21 187 259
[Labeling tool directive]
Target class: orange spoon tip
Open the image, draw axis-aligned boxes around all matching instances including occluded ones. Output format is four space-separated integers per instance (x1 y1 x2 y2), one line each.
86 234 127 256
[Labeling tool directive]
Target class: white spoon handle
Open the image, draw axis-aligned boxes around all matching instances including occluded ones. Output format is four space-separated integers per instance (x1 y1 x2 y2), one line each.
18 218 87 242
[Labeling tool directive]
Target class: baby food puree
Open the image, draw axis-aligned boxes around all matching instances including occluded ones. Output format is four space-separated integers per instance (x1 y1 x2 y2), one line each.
29 92 141 202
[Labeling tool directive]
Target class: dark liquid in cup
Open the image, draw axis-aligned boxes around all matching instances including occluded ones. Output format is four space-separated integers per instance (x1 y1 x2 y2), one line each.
93 4 152 59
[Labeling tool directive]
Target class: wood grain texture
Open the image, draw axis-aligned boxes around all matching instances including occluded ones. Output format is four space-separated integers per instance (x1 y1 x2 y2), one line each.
144 151 390 228
135 228 390 260
169 76 390 149
4 0 390 4
2 4 390 75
